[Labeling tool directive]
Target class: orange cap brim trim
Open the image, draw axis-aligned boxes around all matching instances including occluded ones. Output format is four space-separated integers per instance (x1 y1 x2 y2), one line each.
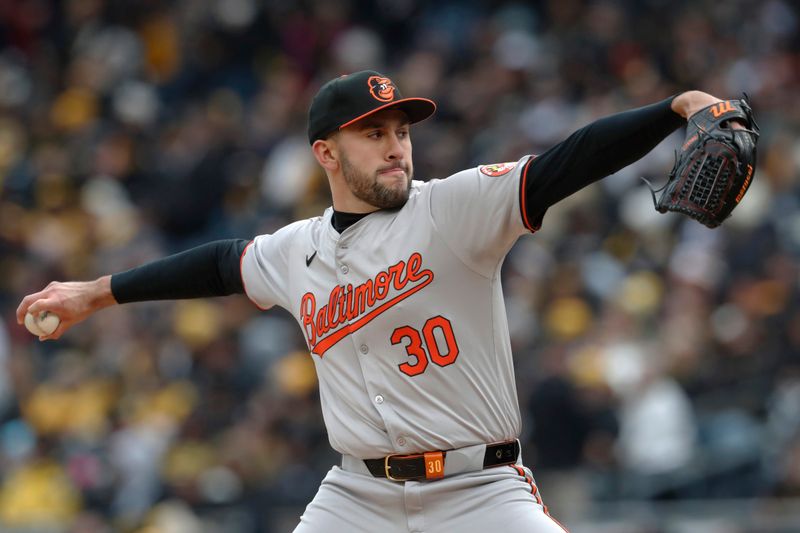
338 97 437 131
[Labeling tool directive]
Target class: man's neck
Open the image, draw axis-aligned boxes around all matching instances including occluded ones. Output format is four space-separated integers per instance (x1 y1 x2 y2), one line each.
331 209 371 233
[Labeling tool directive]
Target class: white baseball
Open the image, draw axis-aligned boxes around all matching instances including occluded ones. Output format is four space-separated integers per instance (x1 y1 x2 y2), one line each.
24 311 60 336
24 312 43 336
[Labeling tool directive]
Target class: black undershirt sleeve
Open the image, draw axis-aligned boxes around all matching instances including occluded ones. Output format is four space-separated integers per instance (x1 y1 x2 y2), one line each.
111 239 249 303
110 101 683 303
522 96 686 227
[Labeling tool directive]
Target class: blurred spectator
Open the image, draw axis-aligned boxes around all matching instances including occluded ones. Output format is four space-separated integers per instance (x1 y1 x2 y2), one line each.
612 343 696 478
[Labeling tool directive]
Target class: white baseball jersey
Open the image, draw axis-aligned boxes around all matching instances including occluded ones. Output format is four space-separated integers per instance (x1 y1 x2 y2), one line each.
241 155 536 459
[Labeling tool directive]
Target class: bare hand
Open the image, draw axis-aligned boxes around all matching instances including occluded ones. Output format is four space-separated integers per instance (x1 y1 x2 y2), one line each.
672 90 745 129
16 276 117 340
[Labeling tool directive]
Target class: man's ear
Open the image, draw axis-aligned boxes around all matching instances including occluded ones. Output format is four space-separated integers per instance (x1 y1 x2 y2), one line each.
312 138 339 171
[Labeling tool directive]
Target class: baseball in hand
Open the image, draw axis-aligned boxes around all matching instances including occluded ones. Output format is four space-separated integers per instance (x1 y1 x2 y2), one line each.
24 311 60 336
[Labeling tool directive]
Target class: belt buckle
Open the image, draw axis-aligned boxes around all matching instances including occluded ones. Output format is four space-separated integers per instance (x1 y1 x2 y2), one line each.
384 453 403 481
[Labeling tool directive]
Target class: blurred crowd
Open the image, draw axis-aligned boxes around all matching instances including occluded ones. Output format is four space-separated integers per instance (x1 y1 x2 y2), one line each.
0 0 799 532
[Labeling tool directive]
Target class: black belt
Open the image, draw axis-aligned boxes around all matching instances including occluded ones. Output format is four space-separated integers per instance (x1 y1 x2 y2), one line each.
363 440 520 481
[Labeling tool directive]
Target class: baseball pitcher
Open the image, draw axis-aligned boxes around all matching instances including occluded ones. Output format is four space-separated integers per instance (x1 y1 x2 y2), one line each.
17 71 757 532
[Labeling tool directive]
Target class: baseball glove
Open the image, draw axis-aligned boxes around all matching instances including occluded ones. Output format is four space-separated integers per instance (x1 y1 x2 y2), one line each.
647 96 759 228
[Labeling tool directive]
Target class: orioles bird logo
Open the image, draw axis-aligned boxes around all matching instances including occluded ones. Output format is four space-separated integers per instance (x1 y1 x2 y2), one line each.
368 76 396 102
479 162 517 177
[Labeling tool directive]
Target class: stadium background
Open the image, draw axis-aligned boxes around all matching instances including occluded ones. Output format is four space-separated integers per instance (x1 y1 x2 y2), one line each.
0 0 798 531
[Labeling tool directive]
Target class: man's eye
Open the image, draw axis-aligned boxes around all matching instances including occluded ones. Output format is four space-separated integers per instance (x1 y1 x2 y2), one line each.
368 131 382 139
398 130 409 138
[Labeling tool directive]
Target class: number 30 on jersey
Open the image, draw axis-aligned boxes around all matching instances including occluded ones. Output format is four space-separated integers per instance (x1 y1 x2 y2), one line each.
390 315 459 377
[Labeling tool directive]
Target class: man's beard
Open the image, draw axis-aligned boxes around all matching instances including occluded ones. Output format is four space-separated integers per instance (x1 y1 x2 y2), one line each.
341 152 412 209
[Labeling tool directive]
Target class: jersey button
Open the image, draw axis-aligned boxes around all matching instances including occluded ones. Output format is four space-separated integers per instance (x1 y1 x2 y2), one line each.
397 437 407 446
360 344 369 354
374 395 384 404
341 265 349 274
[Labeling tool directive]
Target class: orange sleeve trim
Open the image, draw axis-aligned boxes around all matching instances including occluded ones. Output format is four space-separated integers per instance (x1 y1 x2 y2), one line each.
239 240 269 311
519 156 539 233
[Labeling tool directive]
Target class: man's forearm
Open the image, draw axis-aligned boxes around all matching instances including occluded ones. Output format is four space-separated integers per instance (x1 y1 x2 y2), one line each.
522 95 686 225
111 239 249 303
16 240 249 340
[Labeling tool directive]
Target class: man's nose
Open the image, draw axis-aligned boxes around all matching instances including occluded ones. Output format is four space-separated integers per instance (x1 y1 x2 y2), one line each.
386 133 405 160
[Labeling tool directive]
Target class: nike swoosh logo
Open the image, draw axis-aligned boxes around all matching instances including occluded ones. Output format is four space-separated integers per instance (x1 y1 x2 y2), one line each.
305 250 318 267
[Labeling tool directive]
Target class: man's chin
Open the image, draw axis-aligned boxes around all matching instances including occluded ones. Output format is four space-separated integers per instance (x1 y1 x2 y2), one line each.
370 182 410 209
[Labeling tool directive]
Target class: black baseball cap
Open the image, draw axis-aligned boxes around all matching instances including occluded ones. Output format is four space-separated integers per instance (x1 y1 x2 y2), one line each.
307 70 436 144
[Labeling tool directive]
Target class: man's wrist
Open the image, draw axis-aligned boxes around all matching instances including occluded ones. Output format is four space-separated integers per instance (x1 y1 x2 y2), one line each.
93 275 118 309
671 91 722 120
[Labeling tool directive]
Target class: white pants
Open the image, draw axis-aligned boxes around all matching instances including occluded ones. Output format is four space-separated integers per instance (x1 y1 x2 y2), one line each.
293 462 569 533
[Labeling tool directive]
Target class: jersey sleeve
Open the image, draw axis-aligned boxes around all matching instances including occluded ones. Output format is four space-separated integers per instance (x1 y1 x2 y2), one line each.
428 155 534 277
239 229 294 310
